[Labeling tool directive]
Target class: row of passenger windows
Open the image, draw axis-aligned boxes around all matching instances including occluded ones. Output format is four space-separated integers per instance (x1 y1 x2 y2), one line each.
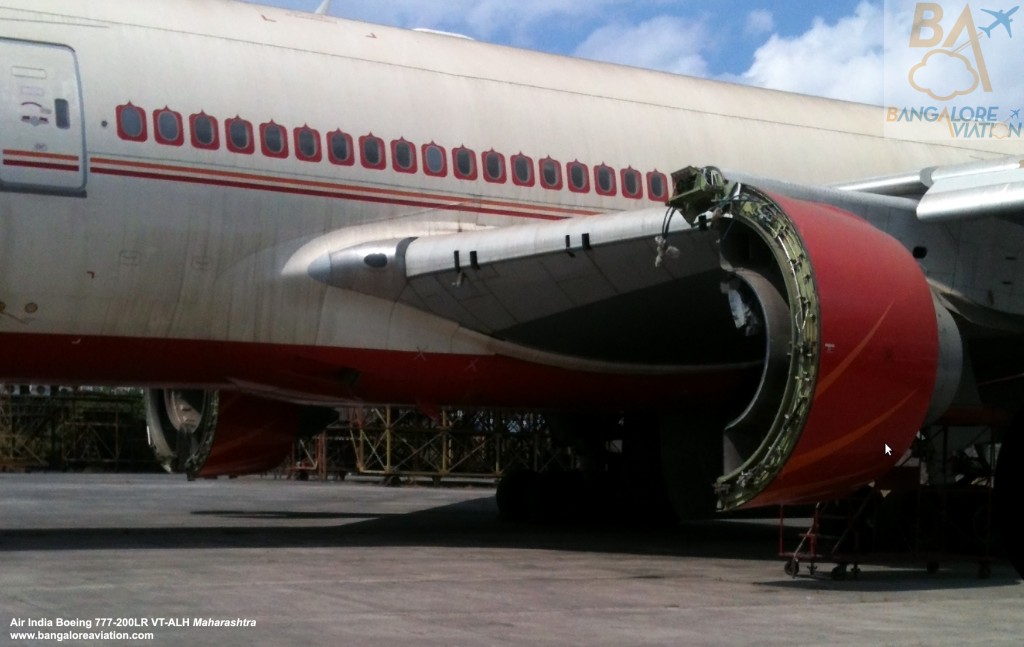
115 103 670 201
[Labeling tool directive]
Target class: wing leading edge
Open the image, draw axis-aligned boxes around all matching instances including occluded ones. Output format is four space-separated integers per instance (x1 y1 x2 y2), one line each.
308 203 764 368
833 155 1024 222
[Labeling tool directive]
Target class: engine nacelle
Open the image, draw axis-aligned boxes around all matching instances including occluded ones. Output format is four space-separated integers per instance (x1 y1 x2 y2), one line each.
146 389 328 478
666 170 962 510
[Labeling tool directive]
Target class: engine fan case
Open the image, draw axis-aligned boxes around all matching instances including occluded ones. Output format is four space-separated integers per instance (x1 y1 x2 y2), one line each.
719 193 940 509
145 388 304 478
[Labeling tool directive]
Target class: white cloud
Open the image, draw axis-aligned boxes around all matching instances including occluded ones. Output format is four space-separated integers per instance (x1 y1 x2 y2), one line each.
745 9 774 36
333 0 620 42
320 1 883 102
573 16 710 77
733 2 884 104
461 0 615 38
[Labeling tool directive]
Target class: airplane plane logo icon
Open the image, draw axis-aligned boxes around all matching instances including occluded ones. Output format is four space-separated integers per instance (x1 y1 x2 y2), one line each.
980 6 1019 38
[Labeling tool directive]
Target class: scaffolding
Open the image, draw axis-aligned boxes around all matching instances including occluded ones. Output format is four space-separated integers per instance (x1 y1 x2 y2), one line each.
0 386 60 471
0 386 154 472
349 407 566 481
279 406 568 482
1 387 566 481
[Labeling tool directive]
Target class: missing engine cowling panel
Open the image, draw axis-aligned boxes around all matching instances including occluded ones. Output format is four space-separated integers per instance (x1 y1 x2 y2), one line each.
667 170 821 510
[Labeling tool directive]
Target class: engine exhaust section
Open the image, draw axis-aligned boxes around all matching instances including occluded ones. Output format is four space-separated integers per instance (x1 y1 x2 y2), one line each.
666 167 962 511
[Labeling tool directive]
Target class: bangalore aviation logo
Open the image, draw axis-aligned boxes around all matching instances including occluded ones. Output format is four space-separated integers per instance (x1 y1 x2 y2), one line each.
885 2 1024 140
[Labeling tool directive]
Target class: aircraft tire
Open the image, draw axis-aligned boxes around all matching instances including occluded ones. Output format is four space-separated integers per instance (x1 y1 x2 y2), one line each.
496 469 537 523
530 469 586 524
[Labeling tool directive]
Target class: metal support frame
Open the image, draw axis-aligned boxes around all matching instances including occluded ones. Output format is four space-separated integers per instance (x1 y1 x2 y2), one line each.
779 421 999 579
284 431 329 481
0 386 150 472
338 406 566 481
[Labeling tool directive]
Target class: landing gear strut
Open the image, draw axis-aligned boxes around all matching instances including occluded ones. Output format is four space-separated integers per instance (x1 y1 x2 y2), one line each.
495 469 537 523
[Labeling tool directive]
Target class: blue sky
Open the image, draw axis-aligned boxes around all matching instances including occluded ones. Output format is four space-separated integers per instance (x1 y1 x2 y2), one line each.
247 1 901 104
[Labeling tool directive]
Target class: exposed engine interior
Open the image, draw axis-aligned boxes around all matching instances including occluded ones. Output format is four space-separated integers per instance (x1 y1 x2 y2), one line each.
146 388 331 479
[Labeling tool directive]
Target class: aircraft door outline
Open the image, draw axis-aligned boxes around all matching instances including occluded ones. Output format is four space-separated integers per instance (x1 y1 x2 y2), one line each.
0 38 86 195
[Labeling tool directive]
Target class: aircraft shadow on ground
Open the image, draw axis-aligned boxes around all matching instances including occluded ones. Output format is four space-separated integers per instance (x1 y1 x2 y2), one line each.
759 568 1020 591
0 493 1017 590
0 494 789 558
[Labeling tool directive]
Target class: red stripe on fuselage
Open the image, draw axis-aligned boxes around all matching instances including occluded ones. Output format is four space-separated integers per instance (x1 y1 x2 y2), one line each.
2 159 80 172
0 332 754 411
89 157 596 217
89 156 603 221
90 166 568 221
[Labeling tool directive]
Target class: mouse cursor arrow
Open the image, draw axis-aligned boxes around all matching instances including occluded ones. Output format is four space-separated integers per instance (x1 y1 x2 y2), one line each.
884 444 892 456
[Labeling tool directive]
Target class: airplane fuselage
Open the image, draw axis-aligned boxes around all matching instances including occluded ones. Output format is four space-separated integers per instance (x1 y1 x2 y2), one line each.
2 0 1023 407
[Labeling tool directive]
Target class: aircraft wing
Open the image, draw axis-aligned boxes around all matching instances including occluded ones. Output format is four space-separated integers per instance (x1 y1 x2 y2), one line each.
832 155 1024 222
307 179 758 370
303 168 953 512
310 155 1024 358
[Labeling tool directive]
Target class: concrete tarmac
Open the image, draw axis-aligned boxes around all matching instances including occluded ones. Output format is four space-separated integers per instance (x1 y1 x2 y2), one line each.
1 473 1021 646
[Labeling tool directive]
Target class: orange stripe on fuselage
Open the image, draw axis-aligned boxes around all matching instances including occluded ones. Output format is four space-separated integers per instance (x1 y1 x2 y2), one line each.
3 149 80 162
89 156 603 219
90 163 569 220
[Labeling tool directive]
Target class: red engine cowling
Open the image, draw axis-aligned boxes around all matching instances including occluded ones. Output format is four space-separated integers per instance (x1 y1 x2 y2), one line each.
707 185 960 510
145 389 314 478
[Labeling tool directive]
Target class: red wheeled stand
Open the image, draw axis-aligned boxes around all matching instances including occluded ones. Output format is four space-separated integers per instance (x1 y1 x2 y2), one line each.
779 476 995 580
780 496 871 580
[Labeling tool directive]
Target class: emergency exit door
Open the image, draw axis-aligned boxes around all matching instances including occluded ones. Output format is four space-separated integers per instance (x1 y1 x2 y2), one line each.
0 39 85 193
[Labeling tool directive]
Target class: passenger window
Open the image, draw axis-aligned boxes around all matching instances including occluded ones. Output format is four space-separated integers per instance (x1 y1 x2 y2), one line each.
482 150 506 184
225 117 254 154
422 143 447 177
539 157 562 190
154 109 183 146
360 134 386 169
511 154 534 187
392 138 417 173
327 130 354 165
54 99 70 130
190 112 219 150
567 161 589 193
621 168 642 199
261 122 288 158
116 103 147 142
295 126 322 162
595 164 616 196
453 146 477 180
648 171 669 201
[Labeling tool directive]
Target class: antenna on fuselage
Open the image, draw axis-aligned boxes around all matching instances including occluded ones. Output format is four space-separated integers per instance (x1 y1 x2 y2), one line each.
315 0 330 15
